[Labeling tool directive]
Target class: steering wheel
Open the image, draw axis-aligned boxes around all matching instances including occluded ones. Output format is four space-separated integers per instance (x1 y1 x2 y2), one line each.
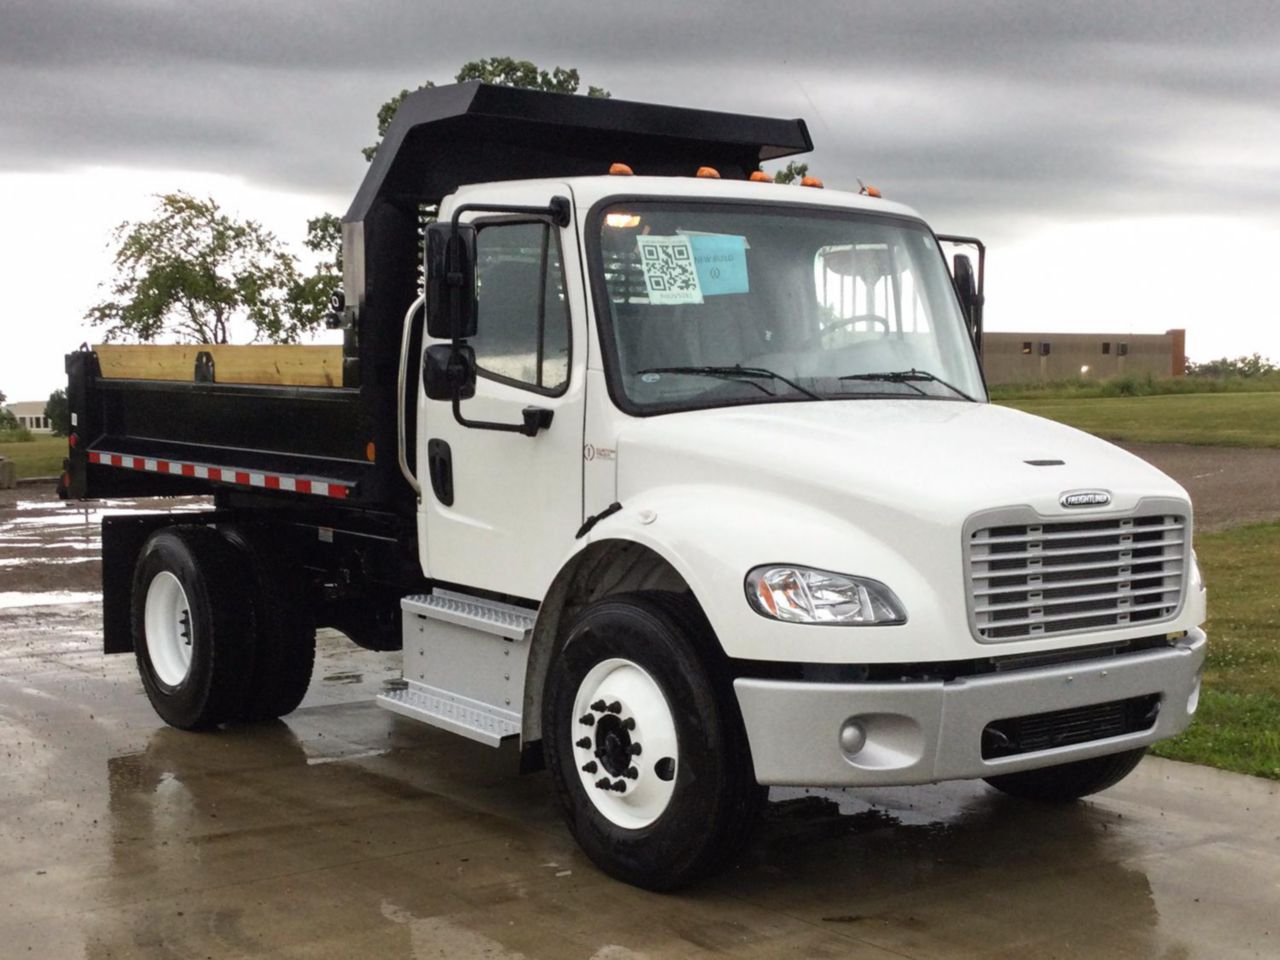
821 314 890 335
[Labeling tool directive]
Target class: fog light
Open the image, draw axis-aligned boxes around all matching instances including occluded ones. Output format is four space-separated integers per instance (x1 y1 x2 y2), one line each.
839 720 867 757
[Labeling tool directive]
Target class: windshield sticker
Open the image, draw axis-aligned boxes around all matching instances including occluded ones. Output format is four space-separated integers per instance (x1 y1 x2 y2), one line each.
636 236 704 305
690 234 749 296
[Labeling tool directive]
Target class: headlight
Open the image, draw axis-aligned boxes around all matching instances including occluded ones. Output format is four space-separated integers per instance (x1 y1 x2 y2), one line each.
745 565 907 625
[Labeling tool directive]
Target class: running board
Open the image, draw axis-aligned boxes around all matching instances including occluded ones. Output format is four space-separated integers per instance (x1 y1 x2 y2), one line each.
379 682 519 747
400 590 536 640
376 589 536 747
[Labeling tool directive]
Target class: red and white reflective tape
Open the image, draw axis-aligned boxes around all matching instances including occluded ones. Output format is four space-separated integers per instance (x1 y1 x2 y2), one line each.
88 450 350 500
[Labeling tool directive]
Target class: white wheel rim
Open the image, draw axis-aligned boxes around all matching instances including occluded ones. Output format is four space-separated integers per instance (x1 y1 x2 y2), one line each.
144 571 194 687
570 657 679 829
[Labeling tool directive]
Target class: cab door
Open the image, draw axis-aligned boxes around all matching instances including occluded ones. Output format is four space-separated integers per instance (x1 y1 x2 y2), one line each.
418 185 586 601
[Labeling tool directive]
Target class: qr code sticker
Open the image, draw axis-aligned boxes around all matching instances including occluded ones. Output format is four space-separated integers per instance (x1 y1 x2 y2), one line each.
636 236 703 305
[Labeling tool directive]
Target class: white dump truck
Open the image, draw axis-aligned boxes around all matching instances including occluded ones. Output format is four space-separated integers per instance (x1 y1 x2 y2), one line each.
63 83 1206 889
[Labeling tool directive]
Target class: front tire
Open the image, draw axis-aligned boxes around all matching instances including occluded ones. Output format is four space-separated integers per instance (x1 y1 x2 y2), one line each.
132 526 255 730
544 593 765 890
984 747 1147 802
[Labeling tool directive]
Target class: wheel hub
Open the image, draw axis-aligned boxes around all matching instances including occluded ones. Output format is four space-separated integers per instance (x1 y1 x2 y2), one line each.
594 714 635 777
144 571 195 688
570 658 678 829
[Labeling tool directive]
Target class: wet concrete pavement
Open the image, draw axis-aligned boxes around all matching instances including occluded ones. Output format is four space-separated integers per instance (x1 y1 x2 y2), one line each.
2 489 1280 957
2 604 1278 958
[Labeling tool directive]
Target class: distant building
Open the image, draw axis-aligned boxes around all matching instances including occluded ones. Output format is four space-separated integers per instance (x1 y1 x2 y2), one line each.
982 330 1186 385
3 400 54 434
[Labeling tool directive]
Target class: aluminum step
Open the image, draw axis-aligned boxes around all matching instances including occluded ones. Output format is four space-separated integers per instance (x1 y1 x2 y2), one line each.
377 681 520 747
401 590 535 640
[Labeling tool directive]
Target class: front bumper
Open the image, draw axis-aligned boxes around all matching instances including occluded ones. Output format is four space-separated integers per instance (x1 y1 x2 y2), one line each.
734 629 1206 786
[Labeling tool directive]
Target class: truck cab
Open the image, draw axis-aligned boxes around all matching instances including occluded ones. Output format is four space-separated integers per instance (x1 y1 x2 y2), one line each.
66 83 1206 890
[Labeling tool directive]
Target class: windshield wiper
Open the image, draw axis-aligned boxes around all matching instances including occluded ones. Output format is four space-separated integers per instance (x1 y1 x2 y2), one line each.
636 365 823 401
838 368 976 402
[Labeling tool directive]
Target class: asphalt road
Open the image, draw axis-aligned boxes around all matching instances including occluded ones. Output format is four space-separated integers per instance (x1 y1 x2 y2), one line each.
1119 442 1280 531
2 447 1279 959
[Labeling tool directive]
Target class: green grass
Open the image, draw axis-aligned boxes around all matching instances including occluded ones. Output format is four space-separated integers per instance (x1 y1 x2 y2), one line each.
1001 391 1280 448
0 434 66 479
990 372 1280 401
1150 522 1280 779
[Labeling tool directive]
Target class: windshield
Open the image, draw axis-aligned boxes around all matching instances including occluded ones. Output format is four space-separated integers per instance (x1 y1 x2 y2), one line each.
593 201 986 413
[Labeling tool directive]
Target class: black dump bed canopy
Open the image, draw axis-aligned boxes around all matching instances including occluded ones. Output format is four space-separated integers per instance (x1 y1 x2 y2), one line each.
345 81 812 221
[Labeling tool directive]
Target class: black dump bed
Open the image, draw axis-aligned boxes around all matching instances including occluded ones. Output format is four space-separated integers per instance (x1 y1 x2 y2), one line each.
62 82 811 514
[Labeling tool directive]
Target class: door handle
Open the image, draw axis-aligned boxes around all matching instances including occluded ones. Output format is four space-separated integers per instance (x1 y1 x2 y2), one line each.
427 439 454 506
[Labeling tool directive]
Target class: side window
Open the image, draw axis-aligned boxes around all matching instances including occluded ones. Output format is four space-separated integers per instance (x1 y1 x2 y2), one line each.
472 221 570 393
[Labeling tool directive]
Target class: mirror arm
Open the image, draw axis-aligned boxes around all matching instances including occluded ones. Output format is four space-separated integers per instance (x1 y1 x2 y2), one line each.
449 196 571 234
451 396 554 437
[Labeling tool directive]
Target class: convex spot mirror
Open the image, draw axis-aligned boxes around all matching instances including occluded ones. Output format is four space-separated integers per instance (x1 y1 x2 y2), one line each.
423 343 476 401
425 222 477 340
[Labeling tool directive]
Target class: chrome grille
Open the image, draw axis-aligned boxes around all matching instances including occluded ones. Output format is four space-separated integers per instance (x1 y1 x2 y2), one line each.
967 511 1187 642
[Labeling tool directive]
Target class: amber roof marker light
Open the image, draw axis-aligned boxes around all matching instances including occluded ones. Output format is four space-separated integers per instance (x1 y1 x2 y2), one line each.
609 162 634 176
696 166 721 179
858 180 882 198
800 175 824 189
749 170 772 182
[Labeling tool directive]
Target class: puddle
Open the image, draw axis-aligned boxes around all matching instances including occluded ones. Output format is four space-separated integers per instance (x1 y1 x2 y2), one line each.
323 672 364 684
0 591 102 609
0 557 96 567
0 499 208 533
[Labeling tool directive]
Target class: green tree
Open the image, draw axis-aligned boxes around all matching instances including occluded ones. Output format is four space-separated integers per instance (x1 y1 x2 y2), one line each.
1186 353 1277 378
771 160 810 184
0 387 16 431
44 389 70 437
297 212 345 318
86 193 323 344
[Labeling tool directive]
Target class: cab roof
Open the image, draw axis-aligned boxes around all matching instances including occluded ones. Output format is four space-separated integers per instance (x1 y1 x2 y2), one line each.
449 175 924 224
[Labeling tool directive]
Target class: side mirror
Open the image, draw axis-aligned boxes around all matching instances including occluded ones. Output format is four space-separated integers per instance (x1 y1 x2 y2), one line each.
425 222 477 340
952 253 977 308
423 343 476 401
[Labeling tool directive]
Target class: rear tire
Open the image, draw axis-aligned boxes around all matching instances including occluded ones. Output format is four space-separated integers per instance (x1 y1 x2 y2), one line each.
544 592 765 890
984 747 1147 802
222 526 316 721
132 526 255 730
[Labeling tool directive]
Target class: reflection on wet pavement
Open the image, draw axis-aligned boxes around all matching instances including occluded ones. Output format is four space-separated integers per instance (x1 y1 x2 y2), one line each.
0 492 207 603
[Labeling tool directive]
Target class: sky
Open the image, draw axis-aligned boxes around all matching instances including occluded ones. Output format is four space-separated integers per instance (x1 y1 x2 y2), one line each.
2 0 1279 401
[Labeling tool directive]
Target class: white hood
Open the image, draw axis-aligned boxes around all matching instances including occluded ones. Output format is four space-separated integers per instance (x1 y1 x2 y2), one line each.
616 399 1187 524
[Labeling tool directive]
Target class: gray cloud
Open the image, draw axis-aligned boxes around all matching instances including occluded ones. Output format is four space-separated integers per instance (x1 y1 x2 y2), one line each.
3 0 1279 233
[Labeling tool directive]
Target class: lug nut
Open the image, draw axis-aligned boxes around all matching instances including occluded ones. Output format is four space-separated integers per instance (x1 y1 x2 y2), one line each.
581 761 598 774
578 714 595 726
591 700 606 712
576 737 592 749
629 743 642 756
625 767 638 779
621 717 636 731
612 779 627 792
595 778 612 790
606 701 622 714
